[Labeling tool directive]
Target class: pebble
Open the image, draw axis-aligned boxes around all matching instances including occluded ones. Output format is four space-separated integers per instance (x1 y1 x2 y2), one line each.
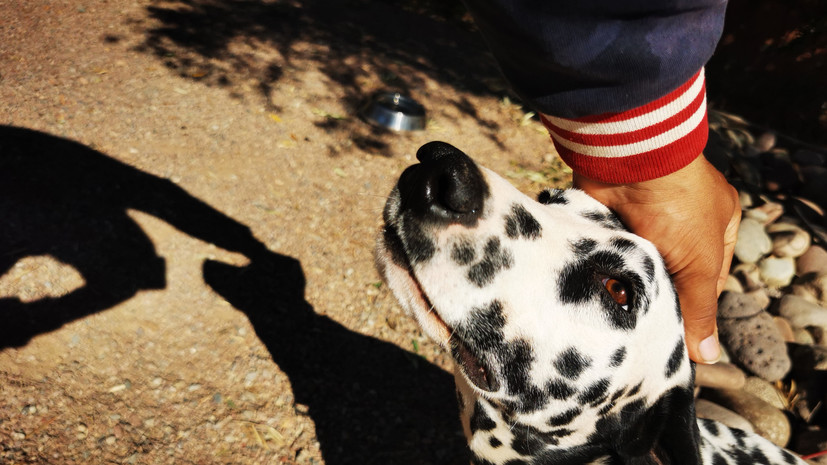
758 256 796 288
722 274 744 294
694 362 746 390
718 310 791 381
694 399 754 433
793 328 815 345
731 263 764 291
703 388 791 447
734 218 772 264
777 294 827 329
793 272 827 306
767 222 811 258
793 149 827 166
755 133 777 152
772 316 795 342
742 377 787 410
717 291 765 319
798 246 827 275
744 202 784 225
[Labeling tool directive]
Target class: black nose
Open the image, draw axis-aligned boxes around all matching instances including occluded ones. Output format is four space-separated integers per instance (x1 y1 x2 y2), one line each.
397 141 488 224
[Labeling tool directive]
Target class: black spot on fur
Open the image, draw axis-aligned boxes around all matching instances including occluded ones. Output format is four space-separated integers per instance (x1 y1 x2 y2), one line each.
609 388 626 403
555 347 592 380
451 240 476 265
470 400 497 433
578 378 611 406
665 339 685 378
401 218 436 263
505 204 542 240
780 449 798 464
700 418 720 436
571 238 598 257
467 237 513 287
582 210 624 230
610 237 636 253
643 256 655 283
711 452 727 465
610 347 627 367
504 461 528 465
538 189 567 205
547 407 581 427
546 379 577 400
626 382 643 397
489 436 502 448
472 455 496 465
459 300 506 349
456 388 464 411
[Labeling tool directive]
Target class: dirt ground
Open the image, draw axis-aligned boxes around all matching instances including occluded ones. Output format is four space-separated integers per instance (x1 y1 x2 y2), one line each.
0 1 823 465
0 1 567 464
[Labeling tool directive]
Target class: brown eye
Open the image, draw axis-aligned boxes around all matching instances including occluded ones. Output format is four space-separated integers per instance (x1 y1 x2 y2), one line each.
601 277 629 309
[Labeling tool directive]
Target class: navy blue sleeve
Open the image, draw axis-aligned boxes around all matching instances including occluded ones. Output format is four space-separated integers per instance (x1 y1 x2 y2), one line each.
461 0 727 118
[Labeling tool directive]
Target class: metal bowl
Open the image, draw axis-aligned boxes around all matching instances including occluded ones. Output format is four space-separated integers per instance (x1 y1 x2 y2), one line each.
361 92 426 131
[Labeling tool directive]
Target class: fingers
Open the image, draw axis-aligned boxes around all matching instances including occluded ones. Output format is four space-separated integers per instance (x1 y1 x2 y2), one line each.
678 274 721 364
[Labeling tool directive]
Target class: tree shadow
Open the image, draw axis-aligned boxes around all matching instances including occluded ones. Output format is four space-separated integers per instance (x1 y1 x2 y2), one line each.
127 0 506 151
0 125 467 464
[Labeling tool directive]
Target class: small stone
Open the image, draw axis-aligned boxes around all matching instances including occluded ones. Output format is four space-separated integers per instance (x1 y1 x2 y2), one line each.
734 218 772 264
694 362 746 390
731 263 764 291
742 377 787 410
794 272 827 306
773 316 795 342
766 222 811 258
703 388 791 447
694 399 754 433
777 294 827 329
717 291 765 319
793 328 815 345
744 202 785 225
798 246 827 276
722 274 744 294
758 256 796 288
738 190 754 209
718 310 791 381
754 132 777 152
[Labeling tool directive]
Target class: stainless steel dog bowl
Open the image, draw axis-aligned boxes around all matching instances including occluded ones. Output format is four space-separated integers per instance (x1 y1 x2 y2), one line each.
362 92 426 131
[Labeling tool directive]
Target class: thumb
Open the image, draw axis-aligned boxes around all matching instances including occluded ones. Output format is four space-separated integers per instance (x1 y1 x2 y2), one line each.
677 280 721 364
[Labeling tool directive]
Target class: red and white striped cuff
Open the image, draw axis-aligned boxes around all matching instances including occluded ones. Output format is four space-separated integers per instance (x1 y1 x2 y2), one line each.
540 69 708 184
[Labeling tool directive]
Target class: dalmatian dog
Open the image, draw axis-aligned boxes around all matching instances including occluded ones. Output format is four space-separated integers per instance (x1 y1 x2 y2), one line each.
375 142 805 465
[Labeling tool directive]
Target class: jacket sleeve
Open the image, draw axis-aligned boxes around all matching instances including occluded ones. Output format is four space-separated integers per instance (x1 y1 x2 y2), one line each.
461 0 728 183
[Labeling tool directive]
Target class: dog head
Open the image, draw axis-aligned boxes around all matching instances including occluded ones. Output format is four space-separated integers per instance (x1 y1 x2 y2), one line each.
375 142 700 464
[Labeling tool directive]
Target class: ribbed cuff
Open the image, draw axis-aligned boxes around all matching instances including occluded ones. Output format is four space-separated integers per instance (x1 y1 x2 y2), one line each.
540 69 709 184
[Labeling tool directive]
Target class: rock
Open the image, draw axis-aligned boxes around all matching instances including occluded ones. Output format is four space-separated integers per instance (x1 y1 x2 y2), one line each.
738 190 754 209
755 133 777 153
703 388 791 447
767 222 811 258
793 328 815 345
788 343 827 370
777 294 827 329
731 263 764 291
760 151 801 192
744 202 784 226
718 310 792 381
773 316 795 342
742 377 787 410
758 256 796 288
793 272 827 306
695 362 746 390
798 246 827 275
694 399 754 433
717 291 766 319
734 218 772 264
722 274 744 294
800 165 827 209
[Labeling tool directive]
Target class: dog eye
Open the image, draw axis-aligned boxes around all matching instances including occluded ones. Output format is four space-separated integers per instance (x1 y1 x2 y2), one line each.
601 276 629 310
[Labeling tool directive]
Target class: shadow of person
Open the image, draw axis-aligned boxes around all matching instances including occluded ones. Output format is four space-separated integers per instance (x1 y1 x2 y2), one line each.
204 255 468 465
0 125 468 463
0 125 268 349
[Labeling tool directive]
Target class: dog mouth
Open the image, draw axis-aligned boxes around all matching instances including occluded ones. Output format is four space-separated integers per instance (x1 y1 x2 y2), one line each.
378 224 500 393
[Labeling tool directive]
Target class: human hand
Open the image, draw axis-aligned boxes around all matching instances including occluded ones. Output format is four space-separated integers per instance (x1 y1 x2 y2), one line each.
574 155 741 364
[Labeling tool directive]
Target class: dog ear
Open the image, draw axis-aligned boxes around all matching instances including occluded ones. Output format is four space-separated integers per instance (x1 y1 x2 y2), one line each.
610 386 702 465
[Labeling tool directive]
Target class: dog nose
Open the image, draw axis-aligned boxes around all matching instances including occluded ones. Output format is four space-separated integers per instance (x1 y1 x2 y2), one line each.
397 141 487 223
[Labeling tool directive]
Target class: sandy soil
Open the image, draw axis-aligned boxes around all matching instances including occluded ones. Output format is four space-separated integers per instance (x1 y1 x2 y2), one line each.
0 1 567 463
